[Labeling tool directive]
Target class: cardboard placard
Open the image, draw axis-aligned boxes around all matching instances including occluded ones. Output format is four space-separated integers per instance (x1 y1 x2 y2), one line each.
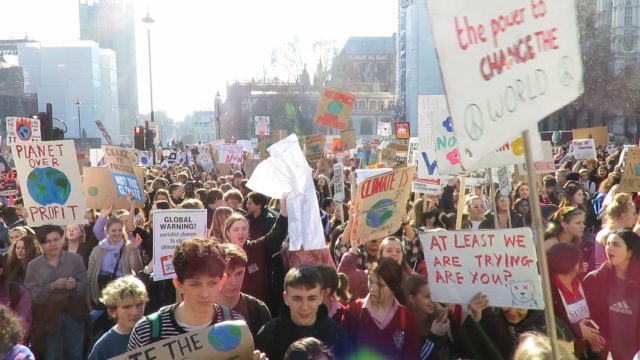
258 139 275 159
313 88 356 130
272 130 288 142
242 156 261 179
333 163 345 203
83 167 145 209
420 228 544 309
304 134 326 165
103 146 144 203
350 166 416 246
112 320 254 360
427 0 583 168
12 141 87 226
215 163 233 176
216 144 244 164
340 129 357 150
153 209 208 281
620 147 640 193
572 126 608 147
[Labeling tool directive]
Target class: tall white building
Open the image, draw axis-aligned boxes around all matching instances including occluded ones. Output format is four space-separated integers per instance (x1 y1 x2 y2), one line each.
17 40 120 142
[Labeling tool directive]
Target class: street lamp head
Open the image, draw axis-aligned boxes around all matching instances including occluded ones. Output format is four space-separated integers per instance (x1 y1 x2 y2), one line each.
142 8 154 24
75 99 81 105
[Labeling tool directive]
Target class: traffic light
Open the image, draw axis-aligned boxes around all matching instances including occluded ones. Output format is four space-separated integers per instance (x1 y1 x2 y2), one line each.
145 128 155 150
134 126 145 150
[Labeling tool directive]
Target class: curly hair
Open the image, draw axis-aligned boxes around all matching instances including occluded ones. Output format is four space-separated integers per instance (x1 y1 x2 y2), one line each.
99 275 148 309
172 237 227 283
0 304 23 353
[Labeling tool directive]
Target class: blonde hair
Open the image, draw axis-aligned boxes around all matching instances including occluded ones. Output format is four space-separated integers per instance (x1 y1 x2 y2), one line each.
179 199 204 209
605 193 634 225
513 332 576 360
99 275 148 309
210 206 234 240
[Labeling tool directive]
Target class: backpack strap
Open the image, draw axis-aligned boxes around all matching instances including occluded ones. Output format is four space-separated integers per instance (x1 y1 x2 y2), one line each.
8 282 20 311
222 306 231 321
147 312 160 340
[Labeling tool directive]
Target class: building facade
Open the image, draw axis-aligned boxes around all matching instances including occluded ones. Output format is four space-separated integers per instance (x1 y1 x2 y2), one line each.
79 0 139 136
17 40 121 142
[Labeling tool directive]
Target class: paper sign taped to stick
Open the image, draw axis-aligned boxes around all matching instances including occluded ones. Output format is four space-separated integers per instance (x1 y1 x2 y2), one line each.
420 228 544 309
102 146 144 203
83 167 145 209
12 140 87 226
153 209 208 281
0 168 18 196
304 134 325 165
350 166 416 246
572 139 596 160
620 147 640 193
313 88 356 130
6 117 41 145
334 163 345 203
110 320 254 360
427 0 584 168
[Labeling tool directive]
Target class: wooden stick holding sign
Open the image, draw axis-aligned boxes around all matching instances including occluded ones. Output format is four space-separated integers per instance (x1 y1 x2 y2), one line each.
455 178 466 230
487 169 500 229
523 129 560 358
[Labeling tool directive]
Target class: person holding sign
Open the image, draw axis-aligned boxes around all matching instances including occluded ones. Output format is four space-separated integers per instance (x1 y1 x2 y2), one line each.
341 258 421 359
584 229 640 360
548 243 605 358
480 192 523 229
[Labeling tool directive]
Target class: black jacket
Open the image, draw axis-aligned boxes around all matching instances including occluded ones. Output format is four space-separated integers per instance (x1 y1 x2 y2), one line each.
255 304 349 360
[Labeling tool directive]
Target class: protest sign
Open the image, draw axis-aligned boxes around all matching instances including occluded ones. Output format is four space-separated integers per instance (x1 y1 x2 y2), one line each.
620 147 640 193
89 149 105 167
146 121 160 146
12 141 87 226
215 163 233 175
412 177 443 195
572 126 608 147
272 130 288 142
0 169 18 196
350 166 416 246
407 138 419 166
258 139 275 159
427 0 583 169
153 209 208 281
246 134 325 251
420 228 544 309
137 151 152 167
242 155 261 178
102 146 144 203
216 144 244 164
83 167 145 209
417 96 448 179
340 129 356 150
497 166 512 197
381 148 397 168
333 163 345 203
331 137 342 152
196 150 214 171
255 116 270 136
94 120 113 145
304 134 325 165
572 139 597 160
6 117 41 145
430 110 463 175
313 88 356 130
111 320 254 360
377 122 391 137
518 141 555 174
395 122 410 139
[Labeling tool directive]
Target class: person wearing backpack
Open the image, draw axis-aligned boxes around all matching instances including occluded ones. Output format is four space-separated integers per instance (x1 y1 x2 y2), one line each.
126 237 269 360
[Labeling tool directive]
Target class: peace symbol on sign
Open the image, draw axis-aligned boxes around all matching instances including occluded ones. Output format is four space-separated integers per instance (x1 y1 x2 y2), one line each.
464 104 484 141
558 56 574 87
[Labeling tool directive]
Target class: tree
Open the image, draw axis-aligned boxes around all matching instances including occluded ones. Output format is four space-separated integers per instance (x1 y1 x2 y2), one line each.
271 36 305 85
311 39 339 89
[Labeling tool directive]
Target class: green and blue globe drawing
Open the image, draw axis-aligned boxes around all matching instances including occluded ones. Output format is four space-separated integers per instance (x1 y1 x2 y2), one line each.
366 198 395 228
208 323 242 352
27 167 71 206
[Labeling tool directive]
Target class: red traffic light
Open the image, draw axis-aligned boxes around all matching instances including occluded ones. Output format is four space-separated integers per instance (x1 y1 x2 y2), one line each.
134 126 144 135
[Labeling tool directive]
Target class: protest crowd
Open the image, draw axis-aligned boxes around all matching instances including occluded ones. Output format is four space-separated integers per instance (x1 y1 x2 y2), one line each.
0 130 639 360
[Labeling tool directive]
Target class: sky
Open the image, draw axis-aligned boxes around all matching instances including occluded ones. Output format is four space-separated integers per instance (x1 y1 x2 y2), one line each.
0 0 397 121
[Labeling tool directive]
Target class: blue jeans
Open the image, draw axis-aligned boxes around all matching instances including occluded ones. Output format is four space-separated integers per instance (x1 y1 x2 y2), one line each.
45 313 85 360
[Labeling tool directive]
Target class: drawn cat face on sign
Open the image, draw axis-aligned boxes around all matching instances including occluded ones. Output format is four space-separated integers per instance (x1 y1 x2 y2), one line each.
510 280 535 302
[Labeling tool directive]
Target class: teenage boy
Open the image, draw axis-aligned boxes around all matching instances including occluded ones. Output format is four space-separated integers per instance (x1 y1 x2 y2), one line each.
127 237 268 359
255 266 349 360
24 225 90 360
89 276 148 360
217 243 272 337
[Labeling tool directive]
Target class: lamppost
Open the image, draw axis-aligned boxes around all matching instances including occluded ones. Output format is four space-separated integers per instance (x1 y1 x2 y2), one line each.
75 99 81 138
215 91 222 140
142 8 156 163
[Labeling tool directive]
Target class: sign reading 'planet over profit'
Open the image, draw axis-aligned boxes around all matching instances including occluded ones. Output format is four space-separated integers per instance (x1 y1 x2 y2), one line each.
11 140 87 227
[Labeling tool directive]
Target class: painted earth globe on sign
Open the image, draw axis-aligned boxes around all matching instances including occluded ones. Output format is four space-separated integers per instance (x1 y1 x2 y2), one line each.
208 323 242 352
27 167 71 206
366 198 395 228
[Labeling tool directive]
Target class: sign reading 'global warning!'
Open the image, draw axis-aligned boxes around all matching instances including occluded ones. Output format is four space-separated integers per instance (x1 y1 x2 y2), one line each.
11 140 87 226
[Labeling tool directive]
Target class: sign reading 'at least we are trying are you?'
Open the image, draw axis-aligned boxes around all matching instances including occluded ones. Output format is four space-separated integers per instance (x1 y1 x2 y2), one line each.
427 0 583 168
